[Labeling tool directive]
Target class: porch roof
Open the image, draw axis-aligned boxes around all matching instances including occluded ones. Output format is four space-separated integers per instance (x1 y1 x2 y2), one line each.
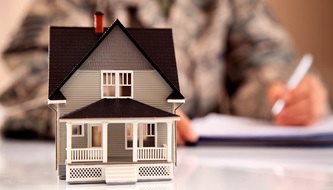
61 98 178 119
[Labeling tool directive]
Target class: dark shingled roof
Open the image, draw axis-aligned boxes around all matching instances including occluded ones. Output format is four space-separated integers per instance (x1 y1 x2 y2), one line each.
49 90 66 100
61 98 178 119
49 19 183 100
49 27 101 100
127 28 179 90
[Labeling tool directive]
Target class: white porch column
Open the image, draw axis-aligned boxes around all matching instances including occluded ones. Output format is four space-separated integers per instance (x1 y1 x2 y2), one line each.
132 123 138 162
102 122 108 163
66 123 72 164
167 122 172 162
139 124 143 147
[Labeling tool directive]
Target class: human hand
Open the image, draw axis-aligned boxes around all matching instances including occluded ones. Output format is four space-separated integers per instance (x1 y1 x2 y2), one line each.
268 74 328 126
176 109 199 145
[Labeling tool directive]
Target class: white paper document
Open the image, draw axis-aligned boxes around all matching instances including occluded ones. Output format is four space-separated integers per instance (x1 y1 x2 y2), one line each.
192 113 333 139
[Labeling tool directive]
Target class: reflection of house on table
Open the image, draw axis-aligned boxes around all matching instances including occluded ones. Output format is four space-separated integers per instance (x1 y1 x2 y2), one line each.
47 12 185 185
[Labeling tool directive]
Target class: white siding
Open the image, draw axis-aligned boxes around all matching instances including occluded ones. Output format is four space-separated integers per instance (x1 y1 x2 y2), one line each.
157 123 167 147
60 70 100 116
134 70 173 113
59 122 66 164
108 123 131 158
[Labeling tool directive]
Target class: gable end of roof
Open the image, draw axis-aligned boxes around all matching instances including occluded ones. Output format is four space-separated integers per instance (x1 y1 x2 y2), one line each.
49 19 183 100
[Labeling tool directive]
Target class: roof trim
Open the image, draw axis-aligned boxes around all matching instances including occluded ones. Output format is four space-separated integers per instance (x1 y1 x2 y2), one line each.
49 89 66 100
47 100 67 104
167 90 184 100
60 117 180 123
167 99 186 103
61 98 178 119
49 19 183 99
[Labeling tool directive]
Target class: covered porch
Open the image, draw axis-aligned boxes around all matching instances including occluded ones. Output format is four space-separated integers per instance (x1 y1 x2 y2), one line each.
60 98 179 164
64 120 175 164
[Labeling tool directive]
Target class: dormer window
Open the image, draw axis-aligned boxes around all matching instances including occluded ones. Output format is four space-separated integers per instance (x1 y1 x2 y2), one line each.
102 70 133 98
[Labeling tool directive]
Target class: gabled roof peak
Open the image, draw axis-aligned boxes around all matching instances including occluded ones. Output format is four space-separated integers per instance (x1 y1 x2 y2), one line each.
49 19 184 100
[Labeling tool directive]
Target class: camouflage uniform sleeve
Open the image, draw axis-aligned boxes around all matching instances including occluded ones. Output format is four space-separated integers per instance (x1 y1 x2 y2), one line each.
224 0 296 119
0 0 94 139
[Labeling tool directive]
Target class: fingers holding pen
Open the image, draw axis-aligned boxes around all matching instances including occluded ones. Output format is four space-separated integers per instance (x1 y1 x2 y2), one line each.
268 82 288 106
268 74 329 126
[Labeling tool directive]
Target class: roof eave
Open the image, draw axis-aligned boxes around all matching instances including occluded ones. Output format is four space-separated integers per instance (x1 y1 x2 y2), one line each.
167 99 186 104
47 99 67 104
60 116 180 123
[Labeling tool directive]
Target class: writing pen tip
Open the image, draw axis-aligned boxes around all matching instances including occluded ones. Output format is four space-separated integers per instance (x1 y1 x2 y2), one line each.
272 99 285 116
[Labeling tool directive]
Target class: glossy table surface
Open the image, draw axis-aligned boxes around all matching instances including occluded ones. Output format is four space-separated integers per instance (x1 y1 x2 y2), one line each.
0 139 333 190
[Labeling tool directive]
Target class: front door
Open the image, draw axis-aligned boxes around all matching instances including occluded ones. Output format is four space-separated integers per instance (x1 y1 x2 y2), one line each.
89 124 102 147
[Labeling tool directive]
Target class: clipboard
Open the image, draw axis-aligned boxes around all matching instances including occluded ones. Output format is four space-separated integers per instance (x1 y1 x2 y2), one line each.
192 114 333 146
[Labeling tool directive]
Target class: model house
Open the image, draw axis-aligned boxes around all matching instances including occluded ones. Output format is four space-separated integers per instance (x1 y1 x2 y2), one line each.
47 12 185 185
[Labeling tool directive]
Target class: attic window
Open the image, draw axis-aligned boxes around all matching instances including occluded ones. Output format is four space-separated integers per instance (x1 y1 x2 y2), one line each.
102 70 133 98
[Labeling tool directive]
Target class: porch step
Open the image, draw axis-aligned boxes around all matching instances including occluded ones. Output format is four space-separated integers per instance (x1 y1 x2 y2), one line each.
105 165 137 185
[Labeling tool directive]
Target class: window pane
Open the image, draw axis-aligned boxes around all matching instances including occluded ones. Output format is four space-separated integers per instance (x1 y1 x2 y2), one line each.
120 86 131 96
126 124 132 137
128 73 131 84
112 73 116 85
103 86 115 97
124 73 127 84
127 140 133 148
147 124 151 135
143 137 155 147
126 124 138 148
107 73 111 85
103 73 107 85
151 124 155 135
142 124 147 136
119 73 123 85
72 125 82 135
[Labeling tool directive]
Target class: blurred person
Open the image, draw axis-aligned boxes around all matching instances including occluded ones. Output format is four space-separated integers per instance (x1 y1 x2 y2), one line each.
0 0 329 144
168 0 330 145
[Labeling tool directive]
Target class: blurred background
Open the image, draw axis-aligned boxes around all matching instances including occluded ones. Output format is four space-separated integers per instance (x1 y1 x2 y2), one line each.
0 0 332 139
268 0 333 104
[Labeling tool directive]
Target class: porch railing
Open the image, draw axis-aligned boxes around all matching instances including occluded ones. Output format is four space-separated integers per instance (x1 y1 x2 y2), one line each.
70 148 103 162
137 147 167 160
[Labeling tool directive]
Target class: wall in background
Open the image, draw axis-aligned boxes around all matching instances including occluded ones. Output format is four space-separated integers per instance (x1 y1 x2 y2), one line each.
267 0 333 105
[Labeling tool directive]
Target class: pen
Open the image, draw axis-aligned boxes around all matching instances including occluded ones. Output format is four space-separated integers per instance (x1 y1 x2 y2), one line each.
271 53 313 115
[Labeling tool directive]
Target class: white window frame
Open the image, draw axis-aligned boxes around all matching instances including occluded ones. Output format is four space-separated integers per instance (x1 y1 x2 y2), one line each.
144 123 156 137
72 124 84 137
125 123 157 149
101 70 133 99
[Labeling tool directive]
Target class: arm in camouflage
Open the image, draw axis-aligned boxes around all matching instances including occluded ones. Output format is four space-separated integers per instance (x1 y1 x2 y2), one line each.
224 0 295 120
0 0 95 139
140 0 296 119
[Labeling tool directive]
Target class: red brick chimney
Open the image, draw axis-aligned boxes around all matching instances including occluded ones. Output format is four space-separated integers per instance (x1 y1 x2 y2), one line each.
94 11 104 33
